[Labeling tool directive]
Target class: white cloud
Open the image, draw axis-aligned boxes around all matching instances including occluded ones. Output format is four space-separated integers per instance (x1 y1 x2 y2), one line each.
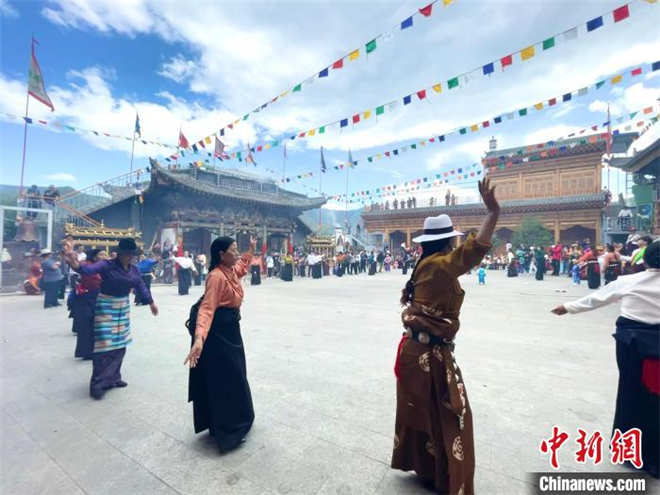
43 173 77 182
158 55 197 84
0 0 18 18
523 125 584 145
589 82 660 118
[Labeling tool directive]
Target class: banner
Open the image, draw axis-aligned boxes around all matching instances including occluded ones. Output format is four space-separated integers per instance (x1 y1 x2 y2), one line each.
278 63 659 182
212 1 646 162
188 0 458 145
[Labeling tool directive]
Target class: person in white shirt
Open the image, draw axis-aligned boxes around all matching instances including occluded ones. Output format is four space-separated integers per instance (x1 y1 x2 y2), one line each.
266 255 274 278
551 240 659 478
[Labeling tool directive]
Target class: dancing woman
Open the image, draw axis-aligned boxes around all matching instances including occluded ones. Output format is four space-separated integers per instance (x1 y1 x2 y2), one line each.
391 179 499 494
552 240 659 478
62 238 158 399
185 236 256 452
70 249 108 360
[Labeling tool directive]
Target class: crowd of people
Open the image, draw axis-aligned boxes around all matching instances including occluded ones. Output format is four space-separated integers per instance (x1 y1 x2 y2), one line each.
472 235 654 289
15 181 659 489
365 190 459 212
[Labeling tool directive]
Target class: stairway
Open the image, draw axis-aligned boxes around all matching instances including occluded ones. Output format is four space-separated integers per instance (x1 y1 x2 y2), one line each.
54 169 149 227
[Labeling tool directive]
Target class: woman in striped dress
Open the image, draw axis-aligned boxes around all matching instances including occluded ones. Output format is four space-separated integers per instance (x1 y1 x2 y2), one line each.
62 238 159 399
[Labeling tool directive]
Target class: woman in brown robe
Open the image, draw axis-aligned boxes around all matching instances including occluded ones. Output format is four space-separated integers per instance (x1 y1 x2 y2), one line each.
392 178 500 495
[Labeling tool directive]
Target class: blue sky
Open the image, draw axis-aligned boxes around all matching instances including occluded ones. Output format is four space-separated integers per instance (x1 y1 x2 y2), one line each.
1 0 659 208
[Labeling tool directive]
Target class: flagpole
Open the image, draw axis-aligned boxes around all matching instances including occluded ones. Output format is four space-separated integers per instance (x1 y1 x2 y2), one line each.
19 79 30 199
344 166 349 224
319 164 323 228
282 144 287 191
129 111 137 183
19 39 35 199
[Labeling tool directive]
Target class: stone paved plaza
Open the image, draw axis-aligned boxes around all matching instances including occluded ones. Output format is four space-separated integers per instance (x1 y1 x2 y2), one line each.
2 269 658 495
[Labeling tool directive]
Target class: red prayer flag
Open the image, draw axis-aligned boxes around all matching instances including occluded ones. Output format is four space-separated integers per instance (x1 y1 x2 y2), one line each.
198 139 206 148
417 89 427 100
631 67 642 76
549 98 557 106
501 55 513 68
178 131 190 149
429 138 435 143
419 3 433 17
482 121 490 128
385 151 391 157
613 5 629 23
352 114 360 124
332 59 344 69
298 132 305 138
257 145 263 152
228 123 234 129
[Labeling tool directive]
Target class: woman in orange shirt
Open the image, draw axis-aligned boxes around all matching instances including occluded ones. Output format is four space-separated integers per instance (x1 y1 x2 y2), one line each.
185 236 256 452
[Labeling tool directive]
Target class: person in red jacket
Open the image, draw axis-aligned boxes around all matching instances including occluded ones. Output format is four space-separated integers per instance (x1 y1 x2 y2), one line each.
550 243 563 276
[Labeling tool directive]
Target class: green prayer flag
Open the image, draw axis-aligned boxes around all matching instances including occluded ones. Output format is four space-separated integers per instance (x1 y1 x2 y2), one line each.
629 111 638 119
459 128 467 135
319 126 325 134
519 108 528 116
376 105 385 115
596 80 606 89
448 77 459 90
237 151 242 160
293 83 302 92
242 114 249 121
411 144 417 149
366 39 377 54
542 37 555 50
367 157 373 162
272 141 279 147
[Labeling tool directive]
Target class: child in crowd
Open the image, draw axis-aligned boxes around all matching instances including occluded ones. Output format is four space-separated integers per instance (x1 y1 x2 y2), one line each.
477 265 487 285
571 260 581 285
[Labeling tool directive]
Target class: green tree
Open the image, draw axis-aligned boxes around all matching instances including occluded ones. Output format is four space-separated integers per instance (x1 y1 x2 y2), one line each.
511 217 553 247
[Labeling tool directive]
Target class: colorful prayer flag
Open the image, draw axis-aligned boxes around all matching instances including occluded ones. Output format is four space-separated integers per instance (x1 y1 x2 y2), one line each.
366 39 377 54
613 4 630 22
419 3 433 16
27 39 54 111
448 77 459 89
349 49 360 61
542 37 556 50
432 83 442 93
520 45 535 61
178 130 190 149
501 55 513 69
401 16 413 29
586 16 603 32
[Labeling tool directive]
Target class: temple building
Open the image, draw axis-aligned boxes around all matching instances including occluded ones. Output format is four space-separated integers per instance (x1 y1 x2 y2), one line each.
362 134 638 250
58 159 326 254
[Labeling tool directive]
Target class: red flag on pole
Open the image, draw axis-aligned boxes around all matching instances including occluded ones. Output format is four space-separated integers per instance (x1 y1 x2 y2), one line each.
178 130 190 149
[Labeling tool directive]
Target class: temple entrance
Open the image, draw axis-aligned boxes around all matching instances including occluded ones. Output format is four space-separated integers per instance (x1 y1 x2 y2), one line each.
183 227 215 256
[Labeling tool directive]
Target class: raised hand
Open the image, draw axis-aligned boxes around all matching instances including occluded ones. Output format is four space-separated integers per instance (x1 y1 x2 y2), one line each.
478 178 500 213
249 236 258 253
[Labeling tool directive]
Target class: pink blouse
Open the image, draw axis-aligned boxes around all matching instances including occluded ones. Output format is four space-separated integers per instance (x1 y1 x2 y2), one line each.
194 254 252 341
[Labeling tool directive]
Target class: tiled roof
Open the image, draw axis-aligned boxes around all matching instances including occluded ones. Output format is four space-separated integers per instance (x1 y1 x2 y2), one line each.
150 159 326 209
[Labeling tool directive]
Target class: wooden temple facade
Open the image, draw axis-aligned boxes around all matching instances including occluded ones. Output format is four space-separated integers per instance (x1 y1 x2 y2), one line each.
84 159 326 254
363 136 614 250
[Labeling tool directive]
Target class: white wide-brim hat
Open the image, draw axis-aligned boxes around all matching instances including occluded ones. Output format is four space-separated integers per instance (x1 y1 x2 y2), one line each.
39 249 52 256
412 214 464 243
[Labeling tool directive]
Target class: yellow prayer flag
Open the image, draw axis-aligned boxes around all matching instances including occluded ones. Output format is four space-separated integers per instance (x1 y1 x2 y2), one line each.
204 136 212 145
308 129 316 136
364 110 372 120
443 0 454 6
611 75 623 85
470 124 479 132
233 119 240 126
376 154 382 160
264 143 271 150
280 90 289 98
520 45 535 61
432 83 442 94
349 50 360 61
534 103 543 111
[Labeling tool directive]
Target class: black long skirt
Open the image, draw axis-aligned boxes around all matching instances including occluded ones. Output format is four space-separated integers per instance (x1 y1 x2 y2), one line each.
189 308 254 452
73 292 97 359
250 265 261 285
179 269 191 295
612 317 659 478
312 264 322 279
587 261 601 289
283 264 293 282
